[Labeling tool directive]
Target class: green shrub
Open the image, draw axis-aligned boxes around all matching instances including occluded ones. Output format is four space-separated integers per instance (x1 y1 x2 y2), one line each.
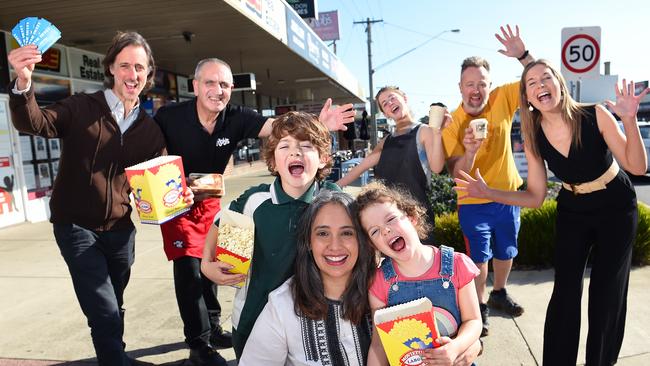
432 199 650 267
428 173 457 216
517 200 557 267
433 211 465 252
634 202 650 266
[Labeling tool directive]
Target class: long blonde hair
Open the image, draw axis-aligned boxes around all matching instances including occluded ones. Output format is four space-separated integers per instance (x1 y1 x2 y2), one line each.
519 59 587 158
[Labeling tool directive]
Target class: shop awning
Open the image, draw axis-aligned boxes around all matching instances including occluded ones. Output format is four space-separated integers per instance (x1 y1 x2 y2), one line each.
0 0 366 105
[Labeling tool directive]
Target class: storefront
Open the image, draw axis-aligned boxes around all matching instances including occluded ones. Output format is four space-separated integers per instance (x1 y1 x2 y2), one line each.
0 31 109 226
0 0 366 227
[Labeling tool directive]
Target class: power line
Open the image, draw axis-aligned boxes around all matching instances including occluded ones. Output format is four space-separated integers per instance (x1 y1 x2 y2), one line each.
383 21 494 52
350 1 365 20
437 38 494 52
374 29 460 72
364 0 375 19
384 21 431 38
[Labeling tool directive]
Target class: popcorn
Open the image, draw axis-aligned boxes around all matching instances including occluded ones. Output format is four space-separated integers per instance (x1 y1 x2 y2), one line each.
218 223 254 258
215 209 255 288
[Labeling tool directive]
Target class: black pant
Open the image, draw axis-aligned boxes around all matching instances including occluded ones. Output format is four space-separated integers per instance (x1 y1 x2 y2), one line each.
53 223 135 366
173 256 222 348
543 207 636 366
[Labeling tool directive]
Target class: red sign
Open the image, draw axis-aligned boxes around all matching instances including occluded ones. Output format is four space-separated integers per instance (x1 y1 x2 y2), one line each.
308 11 340 41
561 34 600 74
0 157 9 168
35 47 61 72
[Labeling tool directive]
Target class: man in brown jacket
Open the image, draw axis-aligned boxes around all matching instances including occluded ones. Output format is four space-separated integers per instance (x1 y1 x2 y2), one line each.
7 32 166 366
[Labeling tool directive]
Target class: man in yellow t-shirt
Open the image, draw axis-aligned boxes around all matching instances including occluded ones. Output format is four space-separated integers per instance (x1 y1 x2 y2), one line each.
442 25 534 337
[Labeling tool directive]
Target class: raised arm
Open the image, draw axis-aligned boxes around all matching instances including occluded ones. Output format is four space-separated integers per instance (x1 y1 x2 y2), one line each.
601 79 650 175
421 113 450 174
454 140 547 208
495 24 534 67
336 138 385 187
7 45 40 90
7 45 69 137
258 98 356 137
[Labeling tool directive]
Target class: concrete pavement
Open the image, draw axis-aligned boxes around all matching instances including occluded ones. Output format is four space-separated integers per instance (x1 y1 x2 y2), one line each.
1 169 649 365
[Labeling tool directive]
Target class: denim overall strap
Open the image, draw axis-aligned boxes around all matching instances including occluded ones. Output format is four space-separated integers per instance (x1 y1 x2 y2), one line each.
439 245 455 289
380 257 399 282
385 247 462 337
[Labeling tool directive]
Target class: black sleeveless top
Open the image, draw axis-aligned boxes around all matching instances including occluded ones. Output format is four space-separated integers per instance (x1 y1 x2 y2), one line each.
537 105 636 213
374 125 436 237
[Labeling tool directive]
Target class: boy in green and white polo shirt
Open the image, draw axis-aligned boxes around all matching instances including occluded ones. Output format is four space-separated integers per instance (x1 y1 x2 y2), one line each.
201 111 340 358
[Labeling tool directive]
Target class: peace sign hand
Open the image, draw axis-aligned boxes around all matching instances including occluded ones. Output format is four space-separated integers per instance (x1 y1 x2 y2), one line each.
605 79 650 119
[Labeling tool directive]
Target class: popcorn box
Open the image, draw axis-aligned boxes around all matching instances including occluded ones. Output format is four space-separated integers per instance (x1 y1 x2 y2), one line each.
374 297 441 366
215 209 255 288
125 155 190 224
189 173 224 198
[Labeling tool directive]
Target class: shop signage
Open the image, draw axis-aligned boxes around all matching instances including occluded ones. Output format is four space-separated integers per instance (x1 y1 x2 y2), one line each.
286 5 333 78
68 47 105 82
308 10 340 41
287 0 318 19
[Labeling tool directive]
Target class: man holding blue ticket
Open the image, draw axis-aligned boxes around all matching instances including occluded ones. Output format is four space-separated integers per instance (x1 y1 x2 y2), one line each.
7 31 170 366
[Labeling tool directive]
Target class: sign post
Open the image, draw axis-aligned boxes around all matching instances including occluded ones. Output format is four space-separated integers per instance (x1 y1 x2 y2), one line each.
561 26 601 84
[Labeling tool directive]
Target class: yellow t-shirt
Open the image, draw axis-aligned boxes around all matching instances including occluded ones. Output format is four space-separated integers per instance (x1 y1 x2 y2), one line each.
442 81 523 205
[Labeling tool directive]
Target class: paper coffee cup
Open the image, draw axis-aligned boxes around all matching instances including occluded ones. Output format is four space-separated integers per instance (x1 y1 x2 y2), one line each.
470 118 489 139
429 105 445 130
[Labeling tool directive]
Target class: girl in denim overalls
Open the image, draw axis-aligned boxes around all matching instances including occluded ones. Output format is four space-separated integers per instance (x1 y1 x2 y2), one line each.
354 182 483 365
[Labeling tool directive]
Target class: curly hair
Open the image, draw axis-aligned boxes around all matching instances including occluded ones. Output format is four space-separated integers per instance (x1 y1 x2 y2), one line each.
262 111 332 181
352 181 431 240
292 190 376 324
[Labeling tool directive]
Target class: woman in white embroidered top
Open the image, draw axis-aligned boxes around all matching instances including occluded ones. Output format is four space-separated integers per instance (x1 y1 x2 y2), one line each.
239 190 376 365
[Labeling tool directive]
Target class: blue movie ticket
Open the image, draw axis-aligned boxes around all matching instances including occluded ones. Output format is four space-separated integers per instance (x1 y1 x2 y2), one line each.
11 17 61 52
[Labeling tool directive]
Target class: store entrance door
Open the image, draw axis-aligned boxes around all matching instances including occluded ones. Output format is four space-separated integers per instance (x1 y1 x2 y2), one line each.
0 95 26 228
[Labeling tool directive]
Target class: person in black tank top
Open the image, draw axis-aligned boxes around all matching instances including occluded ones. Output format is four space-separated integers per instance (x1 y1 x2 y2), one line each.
454 59 650 366
337 86 448 244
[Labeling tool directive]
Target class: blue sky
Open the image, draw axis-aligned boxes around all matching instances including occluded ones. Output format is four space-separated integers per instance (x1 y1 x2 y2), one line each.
318 0 650 119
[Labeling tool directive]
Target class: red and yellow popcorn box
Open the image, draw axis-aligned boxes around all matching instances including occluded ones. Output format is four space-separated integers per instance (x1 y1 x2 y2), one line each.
374 297 441 366
125 155 190 224
215 209 254 288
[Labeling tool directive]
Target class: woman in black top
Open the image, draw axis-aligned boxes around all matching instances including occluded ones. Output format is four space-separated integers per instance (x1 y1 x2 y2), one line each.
454 59 649 366
336 86 447 244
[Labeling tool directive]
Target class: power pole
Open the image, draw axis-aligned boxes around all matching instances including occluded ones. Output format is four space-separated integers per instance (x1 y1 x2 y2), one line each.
354 17 383 146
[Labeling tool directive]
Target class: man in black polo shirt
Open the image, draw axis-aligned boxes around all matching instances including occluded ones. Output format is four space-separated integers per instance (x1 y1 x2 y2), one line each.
154 58 354 366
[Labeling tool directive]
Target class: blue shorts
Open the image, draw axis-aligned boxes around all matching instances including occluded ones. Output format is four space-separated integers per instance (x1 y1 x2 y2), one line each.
458 202 520 263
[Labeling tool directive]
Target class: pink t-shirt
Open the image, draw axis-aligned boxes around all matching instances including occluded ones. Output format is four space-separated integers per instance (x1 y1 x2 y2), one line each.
370 246 480 306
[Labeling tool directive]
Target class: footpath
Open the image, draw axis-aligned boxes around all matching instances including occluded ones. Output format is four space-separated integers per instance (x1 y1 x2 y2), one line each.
1 166 649 365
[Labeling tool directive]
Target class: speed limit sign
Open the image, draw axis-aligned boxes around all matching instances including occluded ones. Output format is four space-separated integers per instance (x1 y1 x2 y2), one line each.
561 26 601 82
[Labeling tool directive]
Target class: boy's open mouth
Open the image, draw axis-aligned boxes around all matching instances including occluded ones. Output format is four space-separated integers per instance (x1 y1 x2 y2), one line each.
288 161 305 176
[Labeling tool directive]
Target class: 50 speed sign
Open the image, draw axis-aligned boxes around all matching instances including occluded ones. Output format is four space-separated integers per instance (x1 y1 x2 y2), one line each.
561 26 601 82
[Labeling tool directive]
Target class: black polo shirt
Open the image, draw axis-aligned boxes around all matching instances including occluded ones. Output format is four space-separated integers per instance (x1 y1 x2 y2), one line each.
154 99 267 174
